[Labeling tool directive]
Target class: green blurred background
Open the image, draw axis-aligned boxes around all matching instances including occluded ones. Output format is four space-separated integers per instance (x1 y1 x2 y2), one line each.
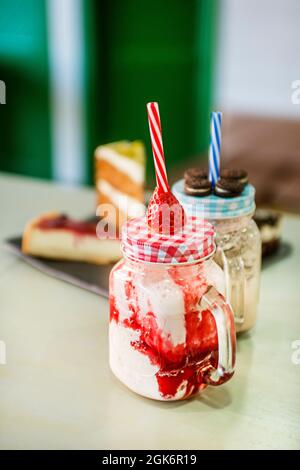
0 0 218 186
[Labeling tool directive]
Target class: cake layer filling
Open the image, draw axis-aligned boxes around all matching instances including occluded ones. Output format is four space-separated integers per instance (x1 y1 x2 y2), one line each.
96 158 144 201
98 180 146 219
96 147 144 185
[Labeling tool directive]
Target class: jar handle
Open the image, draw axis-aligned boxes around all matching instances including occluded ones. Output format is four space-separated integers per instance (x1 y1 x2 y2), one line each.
201 286 236 385
217 246 246 326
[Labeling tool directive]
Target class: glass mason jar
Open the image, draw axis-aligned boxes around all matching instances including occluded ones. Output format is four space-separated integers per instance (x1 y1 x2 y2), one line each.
173 181 262 333
109 216 236 401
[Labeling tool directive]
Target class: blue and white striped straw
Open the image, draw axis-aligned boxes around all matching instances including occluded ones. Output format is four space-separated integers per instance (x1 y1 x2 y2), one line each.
208 111 222 187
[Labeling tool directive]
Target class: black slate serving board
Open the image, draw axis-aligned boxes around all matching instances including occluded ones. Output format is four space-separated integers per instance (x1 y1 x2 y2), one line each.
4 237 113 298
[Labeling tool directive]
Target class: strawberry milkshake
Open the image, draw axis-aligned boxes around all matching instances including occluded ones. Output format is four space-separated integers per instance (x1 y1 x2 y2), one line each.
109 244 235 400
108 102 236 401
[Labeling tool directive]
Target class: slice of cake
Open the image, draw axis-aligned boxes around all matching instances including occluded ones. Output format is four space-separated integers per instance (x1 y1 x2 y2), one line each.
95 141 146 229
22 212 122 265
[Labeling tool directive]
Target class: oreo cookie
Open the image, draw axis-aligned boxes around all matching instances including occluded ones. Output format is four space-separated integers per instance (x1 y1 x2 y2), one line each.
184 167 211 196
253 209 282 257
253 209 279 228
184 177 212 197
184 167 208 180
220 168 248 186
214 178 244 198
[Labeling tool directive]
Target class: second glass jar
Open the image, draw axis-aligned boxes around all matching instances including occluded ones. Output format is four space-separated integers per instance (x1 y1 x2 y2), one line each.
173 181 261 333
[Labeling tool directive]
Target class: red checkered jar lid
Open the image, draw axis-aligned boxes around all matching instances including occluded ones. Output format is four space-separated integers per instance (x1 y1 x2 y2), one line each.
121 216 215 265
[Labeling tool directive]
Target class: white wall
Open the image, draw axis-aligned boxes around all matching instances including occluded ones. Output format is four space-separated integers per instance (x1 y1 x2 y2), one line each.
215 0 300 117
47 0 86 184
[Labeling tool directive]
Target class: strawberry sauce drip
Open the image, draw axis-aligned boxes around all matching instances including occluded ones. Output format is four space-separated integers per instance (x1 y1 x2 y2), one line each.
110 263 220 400
123 280 141 331
170 266 218 358
109 261 126 324
110 296 119 323
38 215 97 236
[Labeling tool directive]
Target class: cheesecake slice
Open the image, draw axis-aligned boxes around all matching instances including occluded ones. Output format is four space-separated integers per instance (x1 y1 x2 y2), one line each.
95 140 146 229
22 212 122 265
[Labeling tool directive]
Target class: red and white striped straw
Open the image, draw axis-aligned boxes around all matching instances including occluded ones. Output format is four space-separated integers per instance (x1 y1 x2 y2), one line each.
147 102 169 193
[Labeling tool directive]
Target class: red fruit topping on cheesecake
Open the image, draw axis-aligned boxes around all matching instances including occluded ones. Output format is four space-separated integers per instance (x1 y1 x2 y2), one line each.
22 212 122 265
147 186 186 235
